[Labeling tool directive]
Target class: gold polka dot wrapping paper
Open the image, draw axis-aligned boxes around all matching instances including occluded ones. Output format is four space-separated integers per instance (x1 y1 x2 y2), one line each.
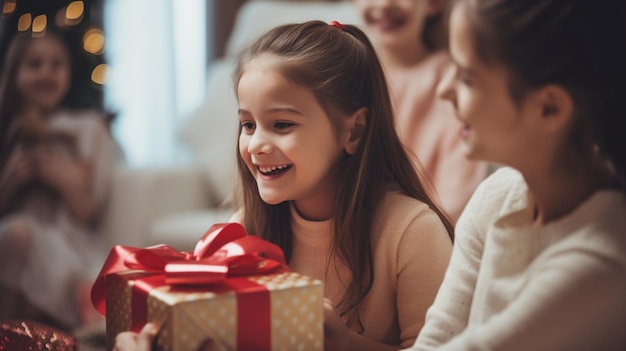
92 223 324 351
105 271 323 351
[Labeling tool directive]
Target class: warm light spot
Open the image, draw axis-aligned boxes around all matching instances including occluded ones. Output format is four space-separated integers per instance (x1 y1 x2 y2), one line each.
3 1 16 16
66 1 84 20
17 13 32 31
91 64 110 85
83 28 105 54
32 15 47 33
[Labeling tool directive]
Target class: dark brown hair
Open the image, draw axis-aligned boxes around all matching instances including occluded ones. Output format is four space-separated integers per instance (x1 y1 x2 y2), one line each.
458 0 626 187
233 20 454 327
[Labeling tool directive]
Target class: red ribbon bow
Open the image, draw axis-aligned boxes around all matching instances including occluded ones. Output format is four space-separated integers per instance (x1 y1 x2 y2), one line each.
91 222 287 315
329 20 345 31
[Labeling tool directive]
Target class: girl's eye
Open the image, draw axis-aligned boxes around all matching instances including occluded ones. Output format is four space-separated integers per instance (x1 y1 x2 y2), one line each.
241 121 255 133
274 121 295 130
51 59 64 70
26 58 42 70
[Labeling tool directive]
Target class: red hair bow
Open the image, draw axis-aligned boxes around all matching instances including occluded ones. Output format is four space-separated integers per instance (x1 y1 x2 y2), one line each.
329 20 345 31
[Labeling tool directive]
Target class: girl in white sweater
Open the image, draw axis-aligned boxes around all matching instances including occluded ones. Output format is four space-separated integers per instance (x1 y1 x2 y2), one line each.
408 0 626 350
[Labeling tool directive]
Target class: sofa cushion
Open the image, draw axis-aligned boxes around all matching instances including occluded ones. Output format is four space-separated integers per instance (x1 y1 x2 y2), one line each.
150 208 235 251
178 59 239 205
225 0 363 58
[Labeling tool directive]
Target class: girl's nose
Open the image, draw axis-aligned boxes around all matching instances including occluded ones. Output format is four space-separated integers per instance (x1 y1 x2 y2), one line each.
436 64 456 103
247 128 273 155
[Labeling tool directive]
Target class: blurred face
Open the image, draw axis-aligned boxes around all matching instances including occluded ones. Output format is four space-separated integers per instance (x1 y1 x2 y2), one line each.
15 35 70 113
352 0 434 50
437 3 535 164
237 56 347 219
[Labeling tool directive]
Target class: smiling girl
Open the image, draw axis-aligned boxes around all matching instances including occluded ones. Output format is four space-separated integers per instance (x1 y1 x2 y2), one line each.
232 20 454 351
406 0 626 349
114 20 454 351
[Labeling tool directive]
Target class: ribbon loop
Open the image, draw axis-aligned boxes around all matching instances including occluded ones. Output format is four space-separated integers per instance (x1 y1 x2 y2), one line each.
91 223 287 315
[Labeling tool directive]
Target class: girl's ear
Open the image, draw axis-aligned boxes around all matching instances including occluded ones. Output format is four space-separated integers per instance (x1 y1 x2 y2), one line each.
533 84 574 133
344 107 367 155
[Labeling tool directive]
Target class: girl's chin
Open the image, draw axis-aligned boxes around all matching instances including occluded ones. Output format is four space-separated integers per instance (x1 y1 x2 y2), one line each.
259 194 286 206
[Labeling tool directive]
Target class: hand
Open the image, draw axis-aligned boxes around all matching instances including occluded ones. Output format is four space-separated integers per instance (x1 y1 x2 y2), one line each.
31 148 96 224
114 323 157 351
323 298 353 351
114 324 216 351
33 149 89 192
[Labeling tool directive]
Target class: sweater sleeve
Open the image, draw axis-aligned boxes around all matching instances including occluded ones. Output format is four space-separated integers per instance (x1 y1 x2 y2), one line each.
406 167 527 350
406 180 486 350
414 248 626 351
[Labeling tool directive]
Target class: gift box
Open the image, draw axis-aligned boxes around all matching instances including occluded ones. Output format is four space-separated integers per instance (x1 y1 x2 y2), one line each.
91 223 324 351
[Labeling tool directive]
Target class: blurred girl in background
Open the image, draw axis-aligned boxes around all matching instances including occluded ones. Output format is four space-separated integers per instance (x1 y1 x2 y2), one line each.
0 30 116 331
351 0 489 223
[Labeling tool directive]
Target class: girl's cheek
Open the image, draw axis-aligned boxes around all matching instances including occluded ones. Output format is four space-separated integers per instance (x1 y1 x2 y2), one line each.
238 135 248 154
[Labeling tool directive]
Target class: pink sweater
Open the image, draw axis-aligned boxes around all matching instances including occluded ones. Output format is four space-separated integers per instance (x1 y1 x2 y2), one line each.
288 191 452 347
386 51 488 223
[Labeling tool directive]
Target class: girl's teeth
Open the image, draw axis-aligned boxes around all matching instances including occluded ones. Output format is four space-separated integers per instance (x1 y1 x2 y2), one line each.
259 165 289 174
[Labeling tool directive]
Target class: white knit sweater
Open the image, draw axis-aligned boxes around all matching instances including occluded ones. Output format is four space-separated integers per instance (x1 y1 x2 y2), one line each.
408 167 626 351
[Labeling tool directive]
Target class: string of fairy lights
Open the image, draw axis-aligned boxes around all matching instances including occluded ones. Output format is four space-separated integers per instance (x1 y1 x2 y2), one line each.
2 0 110 85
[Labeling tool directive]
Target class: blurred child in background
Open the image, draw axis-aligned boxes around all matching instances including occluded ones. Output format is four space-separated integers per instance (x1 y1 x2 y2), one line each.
0 30 116 331
352 0 489 223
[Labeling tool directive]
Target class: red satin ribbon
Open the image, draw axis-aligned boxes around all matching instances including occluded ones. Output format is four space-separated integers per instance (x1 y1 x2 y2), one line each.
90 223 287 350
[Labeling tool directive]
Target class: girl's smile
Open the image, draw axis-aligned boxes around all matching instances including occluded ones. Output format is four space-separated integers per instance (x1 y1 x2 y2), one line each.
352 0 433 51
367 10 408 33
255 164 293 177
459 123 471 139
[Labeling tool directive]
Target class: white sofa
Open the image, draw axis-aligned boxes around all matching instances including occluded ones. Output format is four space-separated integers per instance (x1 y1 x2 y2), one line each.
101 0 362 251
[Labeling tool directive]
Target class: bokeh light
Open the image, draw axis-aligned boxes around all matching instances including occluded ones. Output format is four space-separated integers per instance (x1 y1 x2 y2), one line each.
2 1 16 17
83 28 105 54
32 15 48 35
91 64 110 85
66 1 84 20
17 13 32 32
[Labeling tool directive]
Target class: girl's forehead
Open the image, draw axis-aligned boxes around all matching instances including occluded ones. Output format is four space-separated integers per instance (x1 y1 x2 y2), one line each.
24 37 68 57
245 53 283 72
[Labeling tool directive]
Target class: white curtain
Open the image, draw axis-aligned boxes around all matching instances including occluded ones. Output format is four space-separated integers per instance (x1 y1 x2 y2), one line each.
104 0 208 167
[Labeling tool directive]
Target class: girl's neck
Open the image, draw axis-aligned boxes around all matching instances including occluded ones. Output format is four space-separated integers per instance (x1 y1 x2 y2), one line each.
292 200 333 222
21 105 62 120
524 157 616 225
376 41 431 71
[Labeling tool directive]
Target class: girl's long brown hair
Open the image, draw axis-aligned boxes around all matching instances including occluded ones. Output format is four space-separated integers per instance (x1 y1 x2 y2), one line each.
233 21 454 327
